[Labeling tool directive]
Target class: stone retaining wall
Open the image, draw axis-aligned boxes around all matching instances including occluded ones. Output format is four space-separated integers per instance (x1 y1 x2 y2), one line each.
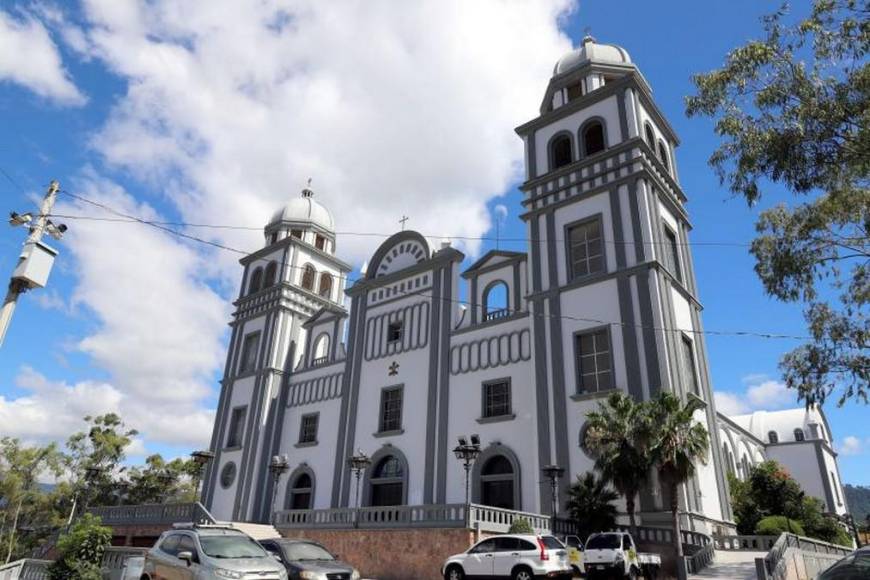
280 527 488 580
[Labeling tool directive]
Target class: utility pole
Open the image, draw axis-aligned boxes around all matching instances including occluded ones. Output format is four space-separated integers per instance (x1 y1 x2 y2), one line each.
0 180 66 347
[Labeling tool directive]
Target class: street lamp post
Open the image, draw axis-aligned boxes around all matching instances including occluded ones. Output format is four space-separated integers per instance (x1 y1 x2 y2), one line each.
190 450 215 503
347 449 372 528
453 434 482 527
542 465 565 533
268 455 290 524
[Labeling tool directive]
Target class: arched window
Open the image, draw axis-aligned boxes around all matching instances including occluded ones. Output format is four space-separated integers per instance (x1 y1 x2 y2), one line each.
312 334 330 364
318 273 333 299
657 140 671 173
644 123 655 148
285 469 314 510
768 431 779 444
550 134 573 170
369 455 405 507
741 454 750 479
263 262 277 288
301 265 316 291
482 281 509 321
582 121 606 156
248 268 263 295
793 428 805 442
480 455 515 510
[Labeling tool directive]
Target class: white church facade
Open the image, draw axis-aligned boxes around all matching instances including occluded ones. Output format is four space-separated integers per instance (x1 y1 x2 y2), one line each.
200 37 847 534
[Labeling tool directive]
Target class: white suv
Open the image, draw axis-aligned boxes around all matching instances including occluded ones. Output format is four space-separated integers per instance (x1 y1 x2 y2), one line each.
442 534 572 580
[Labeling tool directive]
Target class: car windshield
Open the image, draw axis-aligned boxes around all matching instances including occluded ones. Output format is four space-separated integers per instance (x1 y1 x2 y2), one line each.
586 534 621 550
819 551 870 579
199 535 267 559
283 543 335 561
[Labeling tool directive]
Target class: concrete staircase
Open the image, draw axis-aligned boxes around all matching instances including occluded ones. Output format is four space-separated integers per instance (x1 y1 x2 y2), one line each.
222 521 281 540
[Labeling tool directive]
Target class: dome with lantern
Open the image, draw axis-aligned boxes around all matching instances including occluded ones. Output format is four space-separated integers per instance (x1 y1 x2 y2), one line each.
268 183 335 233
553 35 632 76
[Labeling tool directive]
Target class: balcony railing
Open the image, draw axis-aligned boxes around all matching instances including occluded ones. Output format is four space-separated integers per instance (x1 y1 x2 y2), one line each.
484 309 510 322
88 502 215 526
274 503 551 534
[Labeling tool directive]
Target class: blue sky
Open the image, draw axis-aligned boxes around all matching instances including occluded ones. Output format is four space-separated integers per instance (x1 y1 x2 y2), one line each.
0 0 867 485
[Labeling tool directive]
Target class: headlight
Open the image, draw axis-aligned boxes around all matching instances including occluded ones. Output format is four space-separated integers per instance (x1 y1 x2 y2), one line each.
214 569 243 579
298 571 326 580
351 569 361 580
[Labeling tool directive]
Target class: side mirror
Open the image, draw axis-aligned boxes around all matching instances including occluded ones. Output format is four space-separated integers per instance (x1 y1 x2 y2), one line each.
178 551 194 566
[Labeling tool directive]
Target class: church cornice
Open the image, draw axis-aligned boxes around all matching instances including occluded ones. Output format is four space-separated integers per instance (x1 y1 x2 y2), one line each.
346 247 464 297
240 235 353 272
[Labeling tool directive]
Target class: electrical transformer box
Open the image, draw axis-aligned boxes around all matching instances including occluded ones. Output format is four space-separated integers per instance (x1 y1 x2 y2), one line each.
12 241 58 289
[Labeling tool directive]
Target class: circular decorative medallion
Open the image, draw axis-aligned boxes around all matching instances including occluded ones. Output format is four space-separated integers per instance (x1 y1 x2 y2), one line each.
220 462 237 489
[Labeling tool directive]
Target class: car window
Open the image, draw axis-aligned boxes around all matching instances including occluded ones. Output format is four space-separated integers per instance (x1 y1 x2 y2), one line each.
517 539 537 551
540 536 564 550
586 534 620 550
622 536 631 550
565 536 582 549
493 537 519 551
199 535 268 559
282 542 335 561
177 536 198 562
469 539 497 554
159 535 181 556
819 551 870 579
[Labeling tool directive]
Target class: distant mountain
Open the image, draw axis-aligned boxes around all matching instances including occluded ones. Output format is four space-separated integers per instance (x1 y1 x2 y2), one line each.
845 484 870 524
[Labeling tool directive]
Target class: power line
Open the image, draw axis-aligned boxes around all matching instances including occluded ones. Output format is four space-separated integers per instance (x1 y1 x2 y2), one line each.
46 212 752 248
54 189 809 342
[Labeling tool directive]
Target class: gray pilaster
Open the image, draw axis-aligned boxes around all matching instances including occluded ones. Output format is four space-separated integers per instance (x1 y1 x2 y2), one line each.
436 266 453 503
332 295 362 506
424 268 443 504
512 262 522 313
470 275 478 325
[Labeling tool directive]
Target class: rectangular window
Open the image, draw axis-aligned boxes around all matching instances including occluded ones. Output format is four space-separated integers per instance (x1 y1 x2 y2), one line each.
387 321 403 343
315 235 326 250
379 386 403 433
663 225 683 283
298 413 319 444
226 406 247 448
482 380 512 418
238 332 260 374
291 229 303 239
575 328 613 393
681 335 699 395
567 218 604 280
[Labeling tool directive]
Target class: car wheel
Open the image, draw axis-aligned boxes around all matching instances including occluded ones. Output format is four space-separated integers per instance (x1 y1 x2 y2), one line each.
512 566 534 580
444 564 465 580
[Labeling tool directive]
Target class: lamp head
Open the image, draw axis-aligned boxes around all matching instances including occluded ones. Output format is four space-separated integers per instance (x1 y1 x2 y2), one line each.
457 436 468 447
9 212 32 226
470 434 481 447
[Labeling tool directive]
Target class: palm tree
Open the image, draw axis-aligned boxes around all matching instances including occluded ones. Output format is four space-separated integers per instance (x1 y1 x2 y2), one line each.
647 392 710 559
566 471 619 542
580 392 651 536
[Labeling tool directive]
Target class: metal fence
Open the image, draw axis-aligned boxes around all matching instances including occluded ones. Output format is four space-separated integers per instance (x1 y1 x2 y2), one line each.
88 502 215 526
0 559 50 580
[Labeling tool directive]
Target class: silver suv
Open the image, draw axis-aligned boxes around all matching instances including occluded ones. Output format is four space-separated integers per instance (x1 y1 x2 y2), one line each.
442 534 572 580
142 524 287 580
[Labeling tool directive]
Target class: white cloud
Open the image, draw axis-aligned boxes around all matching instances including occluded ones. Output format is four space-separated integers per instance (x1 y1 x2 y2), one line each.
716 374 796 416
837 436 863 456
0 9 85 105
0 366 213 449
713 391 748 415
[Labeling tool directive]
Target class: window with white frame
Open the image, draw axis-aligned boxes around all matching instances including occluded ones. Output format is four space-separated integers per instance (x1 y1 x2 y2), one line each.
482 380 512 418
567 217 604 280
238 332 260 374
379 386 403 433
575 328 613 393
298 413 318 444
680 335 699 395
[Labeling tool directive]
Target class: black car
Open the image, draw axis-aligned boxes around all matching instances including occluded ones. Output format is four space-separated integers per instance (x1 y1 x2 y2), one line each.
260 538 361 580
818 546 870 580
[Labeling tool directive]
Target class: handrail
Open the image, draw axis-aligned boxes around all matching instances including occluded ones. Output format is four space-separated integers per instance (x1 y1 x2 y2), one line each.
87 502 215 526
762 532 852 580
684 542 715 574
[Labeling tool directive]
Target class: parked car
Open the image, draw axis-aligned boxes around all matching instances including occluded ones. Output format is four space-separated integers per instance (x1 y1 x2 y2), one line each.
120 555 144 580
259 538 361 580
582 532 661 580
559 535 583 576
442 534 572 580
817 546 870 580
141 523 288 580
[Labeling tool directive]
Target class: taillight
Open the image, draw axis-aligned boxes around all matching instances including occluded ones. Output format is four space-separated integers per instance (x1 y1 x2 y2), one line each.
537 537 549 561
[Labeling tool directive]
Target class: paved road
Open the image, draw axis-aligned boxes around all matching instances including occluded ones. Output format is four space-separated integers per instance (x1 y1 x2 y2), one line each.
688 551 766 580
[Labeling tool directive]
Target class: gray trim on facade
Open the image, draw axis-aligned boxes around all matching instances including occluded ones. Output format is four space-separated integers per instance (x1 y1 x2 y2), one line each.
470 275 478 325
512 262 522 312
617 276 644 401
287 372 344 407
449 328 532 375
337 292 369 507
636 270 663 395
814 442 837 512
424 268 443 504
617 89 629 142
436 265 453 503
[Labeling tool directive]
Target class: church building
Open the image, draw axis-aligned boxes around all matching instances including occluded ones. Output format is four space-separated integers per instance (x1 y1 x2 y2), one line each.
200 36 846 535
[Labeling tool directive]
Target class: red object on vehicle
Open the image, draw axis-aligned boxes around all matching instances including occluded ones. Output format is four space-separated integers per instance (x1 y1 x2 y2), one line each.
537 537 549 561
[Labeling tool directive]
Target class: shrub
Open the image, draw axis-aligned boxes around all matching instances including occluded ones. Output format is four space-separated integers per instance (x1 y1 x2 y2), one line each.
48 514 112 580
508 517 534 534
755 515 805 537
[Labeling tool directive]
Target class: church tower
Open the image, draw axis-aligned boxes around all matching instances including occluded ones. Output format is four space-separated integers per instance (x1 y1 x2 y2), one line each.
515 36 733 529
202 186 352 522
